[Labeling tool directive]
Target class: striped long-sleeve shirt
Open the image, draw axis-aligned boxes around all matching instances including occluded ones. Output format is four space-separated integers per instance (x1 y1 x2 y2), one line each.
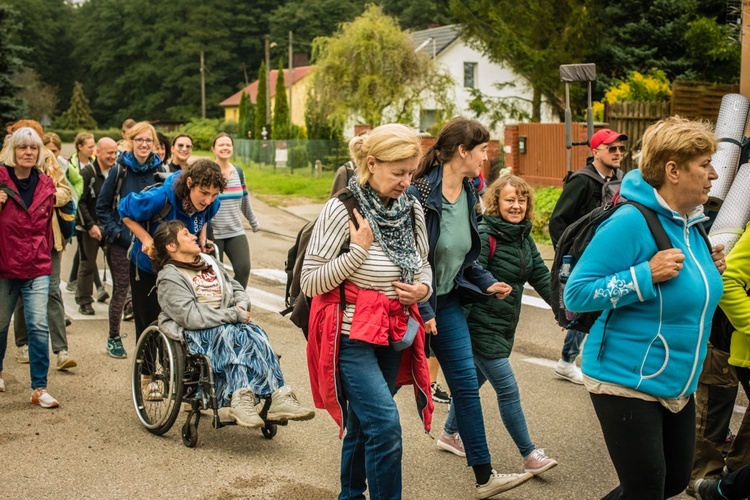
300 196 433 335
211 166 260 239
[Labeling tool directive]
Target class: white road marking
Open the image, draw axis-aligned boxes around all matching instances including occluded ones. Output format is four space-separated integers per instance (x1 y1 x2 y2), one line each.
252 268 287 284
246 286 286 313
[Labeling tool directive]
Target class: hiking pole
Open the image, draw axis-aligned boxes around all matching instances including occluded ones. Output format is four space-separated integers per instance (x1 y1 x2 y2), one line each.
560 64 597 171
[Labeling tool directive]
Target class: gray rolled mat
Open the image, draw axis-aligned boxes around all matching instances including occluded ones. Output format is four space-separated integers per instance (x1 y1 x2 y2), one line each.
709 163 750 255
707 93 750 210
706 142 742 211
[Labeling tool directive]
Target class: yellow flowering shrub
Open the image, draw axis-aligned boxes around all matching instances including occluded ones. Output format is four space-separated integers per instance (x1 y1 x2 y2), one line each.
604 70 671 103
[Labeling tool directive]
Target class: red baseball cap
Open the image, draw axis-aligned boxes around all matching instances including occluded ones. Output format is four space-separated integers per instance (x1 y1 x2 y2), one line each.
591 129 628 150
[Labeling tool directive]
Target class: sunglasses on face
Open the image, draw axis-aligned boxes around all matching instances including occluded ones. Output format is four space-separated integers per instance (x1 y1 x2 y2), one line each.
599 145 626 154
175 144 193 150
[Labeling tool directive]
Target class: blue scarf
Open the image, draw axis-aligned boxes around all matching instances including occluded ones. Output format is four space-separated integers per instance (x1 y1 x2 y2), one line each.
121 151 162 174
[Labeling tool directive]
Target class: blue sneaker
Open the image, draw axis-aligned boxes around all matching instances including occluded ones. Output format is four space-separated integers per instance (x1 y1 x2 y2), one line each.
107 336 127 359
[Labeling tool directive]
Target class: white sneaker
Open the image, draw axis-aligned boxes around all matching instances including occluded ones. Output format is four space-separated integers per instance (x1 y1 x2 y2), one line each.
16 345 29 364
265 386 315 421
475 470 533 499
554 359 583 385
0 373 5 392
31 388 59 408
143 381 163 402
56 350 77 371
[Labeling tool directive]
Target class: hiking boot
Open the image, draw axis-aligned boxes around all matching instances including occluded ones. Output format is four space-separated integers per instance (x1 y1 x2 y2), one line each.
31 388 59 408
123 299 134 321
56 350 77 371
431 381 451 404
230 388 264 428
106 336 127 359
523 448 558 475
65 280 76 293
694 478 723 500
437 431 465 457
142 381 163 402
78 303 95 315
96 287 110 303
555 359 584 385
265 386 315 421
16 345 29 364
476 471 533 499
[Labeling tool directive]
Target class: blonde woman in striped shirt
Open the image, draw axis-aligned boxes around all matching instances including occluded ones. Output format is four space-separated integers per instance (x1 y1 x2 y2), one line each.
210 133 259 288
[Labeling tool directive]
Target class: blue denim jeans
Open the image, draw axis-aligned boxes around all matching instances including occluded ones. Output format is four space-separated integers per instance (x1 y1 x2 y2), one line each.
561 329 585 363
445 354 535 458
0 276 51 388
431 291 491 466
338 335 403 500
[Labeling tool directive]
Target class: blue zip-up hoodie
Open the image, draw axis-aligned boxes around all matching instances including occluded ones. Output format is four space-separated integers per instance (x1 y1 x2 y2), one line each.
96 152 163 249
564 169 723 398
118 170 220 275
407 165 497 323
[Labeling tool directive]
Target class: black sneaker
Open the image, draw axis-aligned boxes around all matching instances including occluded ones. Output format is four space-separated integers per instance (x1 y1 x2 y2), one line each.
431 382 451 404
96 287 110 303
694 478 722 500
123 299 134 321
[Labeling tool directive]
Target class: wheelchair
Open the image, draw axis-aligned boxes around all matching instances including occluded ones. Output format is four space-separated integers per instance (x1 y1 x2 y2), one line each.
131 323 287 447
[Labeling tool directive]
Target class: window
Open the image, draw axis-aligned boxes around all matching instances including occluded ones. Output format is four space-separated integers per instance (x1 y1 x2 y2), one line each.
464 62 477 88
420 110 437 133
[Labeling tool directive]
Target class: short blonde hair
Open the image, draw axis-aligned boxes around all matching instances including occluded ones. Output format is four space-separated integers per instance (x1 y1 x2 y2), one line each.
126 121 157 152
349 124 422 186
3 127 46 170
43 132 62 151
639 116 717 188
483 174 535 222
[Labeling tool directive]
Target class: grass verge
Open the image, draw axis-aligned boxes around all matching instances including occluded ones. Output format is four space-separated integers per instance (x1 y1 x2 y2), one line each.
236 160 335 206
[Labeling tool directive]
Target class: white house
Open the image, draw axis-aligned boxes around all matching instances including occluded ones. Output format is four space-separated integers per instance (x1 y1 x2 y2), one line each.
412 25 558 138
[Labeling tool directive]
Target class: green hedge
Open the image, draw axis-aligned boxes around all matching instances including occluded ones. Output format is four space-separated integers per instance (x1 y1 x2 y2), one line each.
48 128 122 143
531 186 562 245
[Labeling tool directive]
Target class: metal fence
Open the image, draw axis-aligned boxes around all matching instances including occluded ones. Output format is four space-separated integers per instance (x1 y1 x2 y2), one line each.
232 139 348 173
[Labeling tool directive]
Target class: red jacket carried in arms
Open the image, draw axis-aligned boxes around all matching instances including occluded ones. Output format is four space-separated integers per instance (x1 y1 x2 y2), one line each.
307 281 433 437
0 164 56 279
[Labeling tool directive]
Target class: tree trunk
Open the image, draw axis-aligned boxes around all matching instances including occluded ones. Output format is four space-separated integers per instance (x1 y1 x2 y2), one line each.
532 86 541 122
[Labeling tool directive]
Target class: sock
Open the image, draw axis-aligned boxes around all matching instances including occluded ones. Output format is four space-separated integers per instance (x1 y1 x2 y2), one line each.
473 463 493 485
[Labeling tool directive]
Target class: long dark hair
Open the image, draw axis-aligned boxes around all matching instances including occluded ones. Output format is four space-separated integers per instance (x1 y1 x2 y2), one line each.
149 220 186 271
414 117 490 179
173 159 227 201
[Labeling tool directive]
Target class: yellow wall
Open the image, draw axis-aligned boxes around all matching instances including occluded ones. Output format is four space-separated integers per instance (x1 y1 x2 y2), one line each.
224 107 239 123
222 76 311 127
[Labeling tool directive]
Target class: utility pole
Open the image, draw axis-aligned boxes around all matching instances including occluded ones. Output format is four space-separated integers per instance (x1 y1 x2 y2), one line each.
200 51 206 119
265 35 271 138
289 31 294 133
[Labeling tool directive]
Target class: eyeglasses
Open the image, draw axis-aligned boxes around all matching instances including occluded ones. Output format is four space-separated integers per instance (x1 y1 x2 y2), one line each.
133 138 154 145
175 144 193 150
599 145 626 154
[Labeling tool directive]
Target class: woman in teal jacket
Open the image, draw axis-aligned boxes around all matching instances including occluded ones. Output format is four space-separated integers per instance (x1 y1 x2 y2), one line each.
440 175 557 476
564 117 726 499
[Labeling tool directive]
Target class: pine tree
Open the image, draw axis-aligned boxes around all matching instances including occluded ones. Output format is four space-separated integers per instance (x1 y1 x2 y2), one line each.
60 81 97 129
254 61 268 140
0 5 27 124
272 58 290 140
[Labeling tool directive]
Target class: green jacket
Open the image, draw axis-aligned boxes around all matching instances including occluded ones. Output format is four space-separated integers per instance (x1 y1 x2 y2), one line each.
719 221 750 368
464 215 551 359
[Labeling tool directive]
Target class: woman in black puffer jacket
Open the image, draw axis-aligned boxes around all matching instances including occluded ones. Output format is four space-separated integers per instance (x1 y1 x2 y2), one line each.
442 175 559 477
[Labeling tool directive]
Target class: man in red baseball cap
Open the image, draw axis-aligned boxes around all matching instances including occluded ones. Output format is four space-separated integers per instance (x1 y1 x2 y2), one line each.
547 128 628 385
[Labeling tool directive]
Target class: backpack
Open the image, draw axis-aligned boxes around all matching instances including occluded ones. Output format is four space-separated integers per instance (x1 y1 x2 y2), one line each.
281 188 360 338
550 200 710 333
112 165 172 224
563 165 622 208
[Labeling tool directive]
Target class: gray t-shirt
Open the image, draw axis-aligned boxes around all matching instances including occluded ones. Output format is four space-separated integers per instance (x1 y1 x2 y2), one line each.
435 189 471 296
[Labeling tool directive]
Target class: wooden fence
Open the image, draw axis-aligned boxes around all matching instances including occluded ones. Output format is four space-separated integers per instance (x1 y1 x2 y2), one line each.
671 81 740 123
606 101 671 171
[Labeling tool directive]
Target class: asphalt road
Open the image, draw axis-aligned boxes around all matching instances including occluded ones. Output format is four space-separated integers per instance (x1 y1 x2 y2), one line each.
1 194 746 499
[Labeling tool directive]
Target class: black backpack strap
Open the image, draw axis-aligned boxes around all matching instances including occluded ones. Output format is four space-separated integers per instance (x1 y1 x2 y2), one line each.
626 201 672 251
695 222 712 251
111 164 127 211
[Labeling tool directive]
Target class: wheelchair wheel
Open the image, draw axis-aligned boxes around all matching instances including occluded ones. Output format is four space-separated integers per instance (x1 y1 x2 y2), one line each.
261 423 277 439
132 324 185 435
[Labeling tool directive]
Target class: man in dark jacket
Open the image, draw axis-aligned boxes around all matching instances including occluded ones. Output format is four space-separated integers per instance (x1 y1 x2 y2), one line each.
75 138 116 314
548 128 627 384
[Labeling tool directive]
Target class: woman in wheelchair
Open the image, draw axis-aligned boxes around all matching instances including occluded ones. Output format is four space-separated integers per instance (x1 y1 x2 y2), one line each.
150 219 315 427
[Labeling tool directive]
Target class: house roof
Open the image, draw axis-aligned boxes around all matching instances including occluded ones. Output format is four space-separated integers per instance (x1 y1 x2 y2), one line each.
411 25 461 58
220 65 314 107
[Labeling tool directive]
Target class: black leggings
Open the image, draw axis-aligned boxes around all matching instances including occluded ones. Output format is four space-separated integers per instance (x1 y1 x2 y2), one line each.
590 393 696 500
128 263 160 343
214 235 251 289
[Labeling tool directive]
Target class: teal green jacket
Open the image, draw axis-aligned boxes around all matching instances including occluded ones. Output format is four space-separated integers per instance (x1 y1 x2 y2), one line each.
464 215 551 359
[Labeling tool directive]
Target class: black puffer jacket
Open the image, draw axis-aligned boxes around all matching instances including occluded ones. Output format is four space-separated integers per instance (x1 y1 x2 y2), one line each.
464 215 551 359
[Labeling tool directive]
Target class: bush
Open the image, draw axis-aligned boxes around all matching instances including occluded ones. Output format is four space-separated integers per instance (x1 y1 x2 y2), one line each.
177 118 222 150
531 186 561 245
48 128 122 143
220 120 238 135
289 145 309 170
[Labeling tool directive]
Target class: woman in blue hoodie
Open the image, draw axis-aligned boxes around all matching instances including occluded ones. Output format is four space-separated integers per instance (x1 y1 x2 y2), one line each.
96 122 163 359
564 116 726 499
118 159 225 345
